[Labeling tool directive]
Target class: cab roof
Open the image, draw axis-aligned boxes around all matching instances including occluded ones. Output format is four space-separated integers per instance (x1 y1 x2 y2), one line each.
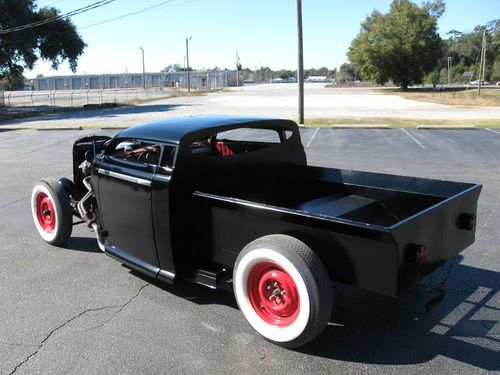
116 116 298 144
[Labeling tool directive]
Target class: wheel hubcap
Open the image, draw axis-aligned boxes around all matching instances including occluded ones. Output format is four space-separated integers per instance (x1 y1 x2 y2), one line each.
36 192 56 233
247 262 300 327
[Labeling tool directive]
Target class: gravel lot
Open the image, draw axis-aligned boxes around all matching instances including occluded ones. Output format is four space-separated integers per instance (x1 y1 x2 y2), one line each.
0 126 498 374
2 84 500 130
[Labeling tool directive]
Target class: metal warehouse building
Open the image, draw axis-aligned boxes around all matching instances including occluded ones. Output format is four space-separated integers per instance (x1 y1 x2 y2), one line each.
32 70 241 91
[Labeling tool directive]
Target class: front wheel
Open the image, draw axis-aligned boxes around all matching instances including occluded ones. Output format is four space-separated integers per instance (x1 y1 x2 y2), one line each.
31 178 73 246
233 234 333 348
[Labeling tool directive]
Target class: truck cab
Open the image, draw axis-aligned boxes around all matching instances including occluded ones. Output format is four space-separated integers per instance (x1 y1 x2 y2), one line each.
92 116 305 285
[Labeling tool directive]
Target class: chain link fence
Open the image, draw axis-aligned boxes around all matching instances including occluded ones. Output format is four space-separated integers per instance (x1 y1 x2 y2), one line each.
0 87 183 114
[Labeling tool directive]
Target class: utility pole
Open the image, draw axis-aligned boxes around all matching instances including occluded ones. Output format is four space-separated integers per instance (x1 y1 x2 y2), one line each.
140 47 145 90
481 30 487 83
186 36 192 92
447 56 452 86
336 41 339 84
235 51 240 87
478 30 485 96
296 0 304 125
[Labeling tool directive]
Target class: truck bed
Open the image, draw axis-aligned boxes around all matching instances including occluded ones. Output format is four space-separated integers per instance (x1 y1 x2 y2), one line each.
198 164 451 229
191 164 481 297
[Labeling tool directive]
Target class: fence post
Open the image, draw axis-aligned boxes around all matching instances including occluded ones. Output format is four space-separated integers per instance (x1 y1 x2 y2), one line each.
53 91 56 107
7 92 11 106
31 92 35 108
86 89 90 105
100 89 103 105
70 91 74 107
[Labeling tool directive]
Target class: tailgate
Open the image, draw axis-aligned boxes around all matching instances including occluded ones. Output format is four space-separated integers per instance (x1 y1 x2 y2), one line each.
390 184 481 293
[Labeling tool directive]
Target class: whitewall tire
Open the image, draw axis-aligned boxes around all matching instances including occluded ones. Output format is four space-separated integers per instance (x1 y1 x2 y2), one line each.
233 234 333 348
31 178 73 246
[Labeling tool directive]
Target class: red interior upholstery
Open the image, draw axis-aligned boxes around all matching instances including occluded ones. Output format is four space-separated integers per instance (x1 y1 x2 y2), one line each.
216 141 234 156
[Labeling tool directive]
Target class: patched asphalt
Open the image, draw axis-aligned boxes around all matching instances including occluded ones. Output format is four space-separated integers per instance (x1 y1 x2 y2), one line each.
0 127 498 374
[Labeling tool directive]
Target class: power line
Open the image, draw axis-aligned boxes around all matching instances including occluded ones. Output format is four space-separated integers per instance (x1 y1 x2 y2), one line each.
0 0 117 35
77 0 199 31
20 0 200 40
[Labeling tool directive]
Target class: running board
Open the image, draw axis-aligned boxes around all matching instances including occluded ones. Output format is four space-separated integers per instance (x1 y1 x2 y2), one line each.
186 268 228 290
105 242 175 284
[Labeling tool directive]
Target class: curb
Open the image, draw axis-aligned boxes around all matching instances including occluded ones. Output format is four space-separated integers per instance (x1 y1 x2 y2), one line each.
416 125 477 130
100 126 130 130
329 124 390 129
0 125 131 131
36 126 82 131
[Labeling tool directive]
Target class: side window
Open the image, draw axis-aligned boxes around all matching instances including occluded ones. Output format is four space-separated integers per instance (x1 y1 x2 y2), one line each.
108 139 161 165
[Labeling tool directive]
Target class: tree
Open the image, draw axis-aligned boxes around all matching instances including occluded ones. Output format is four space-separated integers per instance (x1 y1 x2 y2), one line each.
0 0 86 79
253 66 273 82
435 19 499 82
347 0 444 89
275 69 295 79
161 64 183 73
491 60 500 81
4 70 26 90
336 63 358 83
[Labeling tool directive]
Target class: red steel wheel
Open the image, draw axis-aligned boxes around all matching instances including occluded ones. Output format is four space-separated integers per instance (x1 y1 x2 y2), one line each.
31 179 73 246
35 192 56 233
247 262 300 327
234 234 333 348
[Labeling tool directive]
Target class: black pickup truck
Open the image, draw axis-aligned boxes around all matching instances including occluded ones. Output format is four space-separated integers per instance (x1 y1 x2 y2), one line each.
31 116 481 347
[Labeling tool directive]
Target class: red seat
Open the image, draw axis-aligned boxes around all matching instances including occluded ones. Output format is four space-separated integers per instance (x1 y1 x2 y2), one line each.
216 141 234 156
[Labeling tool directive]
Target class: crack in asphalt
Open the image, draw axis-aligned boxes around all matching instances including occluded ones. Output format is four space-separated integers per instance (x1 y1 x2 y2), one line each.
87 283 150 332
7 283 149 375
0 197 29 210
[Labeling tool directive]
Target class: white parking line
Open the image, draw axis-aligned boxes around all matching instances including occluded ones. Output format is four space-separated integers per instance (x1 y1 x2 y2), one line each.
400 128 426 149
306 127 320 148
485 128 500 135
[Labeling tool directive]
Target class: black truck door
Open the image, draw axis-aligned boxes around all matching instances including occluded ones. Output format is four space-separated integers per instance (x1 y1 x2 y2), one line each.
96 139 160 278
151 144 177 283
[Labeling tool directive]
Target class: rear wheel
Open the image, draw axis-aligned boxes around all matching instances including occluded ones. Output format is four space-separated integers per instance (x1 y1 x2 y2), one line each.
233 234 333 348
31 178 73 246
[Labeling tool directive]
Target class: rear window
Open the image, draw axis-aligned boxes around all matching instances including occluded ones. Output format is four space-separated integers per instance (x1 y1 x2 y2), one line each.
217 128 281 143
189 127 291 157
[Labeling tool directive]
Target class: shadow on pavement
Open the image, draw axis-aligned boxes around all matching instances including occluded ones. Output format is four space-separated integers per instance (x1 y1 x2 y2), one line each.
0 103 191 125
64 236 103 253
132 256 499 370
131 269 239 309
300 258 499 371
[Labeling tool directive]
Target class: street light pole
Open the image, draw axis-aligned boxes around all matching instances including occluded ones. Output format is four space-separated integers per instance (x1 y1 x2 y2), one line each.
186 36 192 92
140 47 145 90
296 0 304 125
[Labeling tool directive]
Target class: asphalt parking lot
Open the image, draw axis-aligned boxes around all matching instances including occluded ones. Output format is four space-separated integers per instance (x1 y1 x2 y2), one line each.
0 127 498 374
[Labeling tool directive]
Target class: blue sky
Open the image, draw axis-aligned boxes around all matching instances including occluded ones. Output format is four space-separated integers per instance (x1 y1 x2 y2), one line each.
28 0 500 77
